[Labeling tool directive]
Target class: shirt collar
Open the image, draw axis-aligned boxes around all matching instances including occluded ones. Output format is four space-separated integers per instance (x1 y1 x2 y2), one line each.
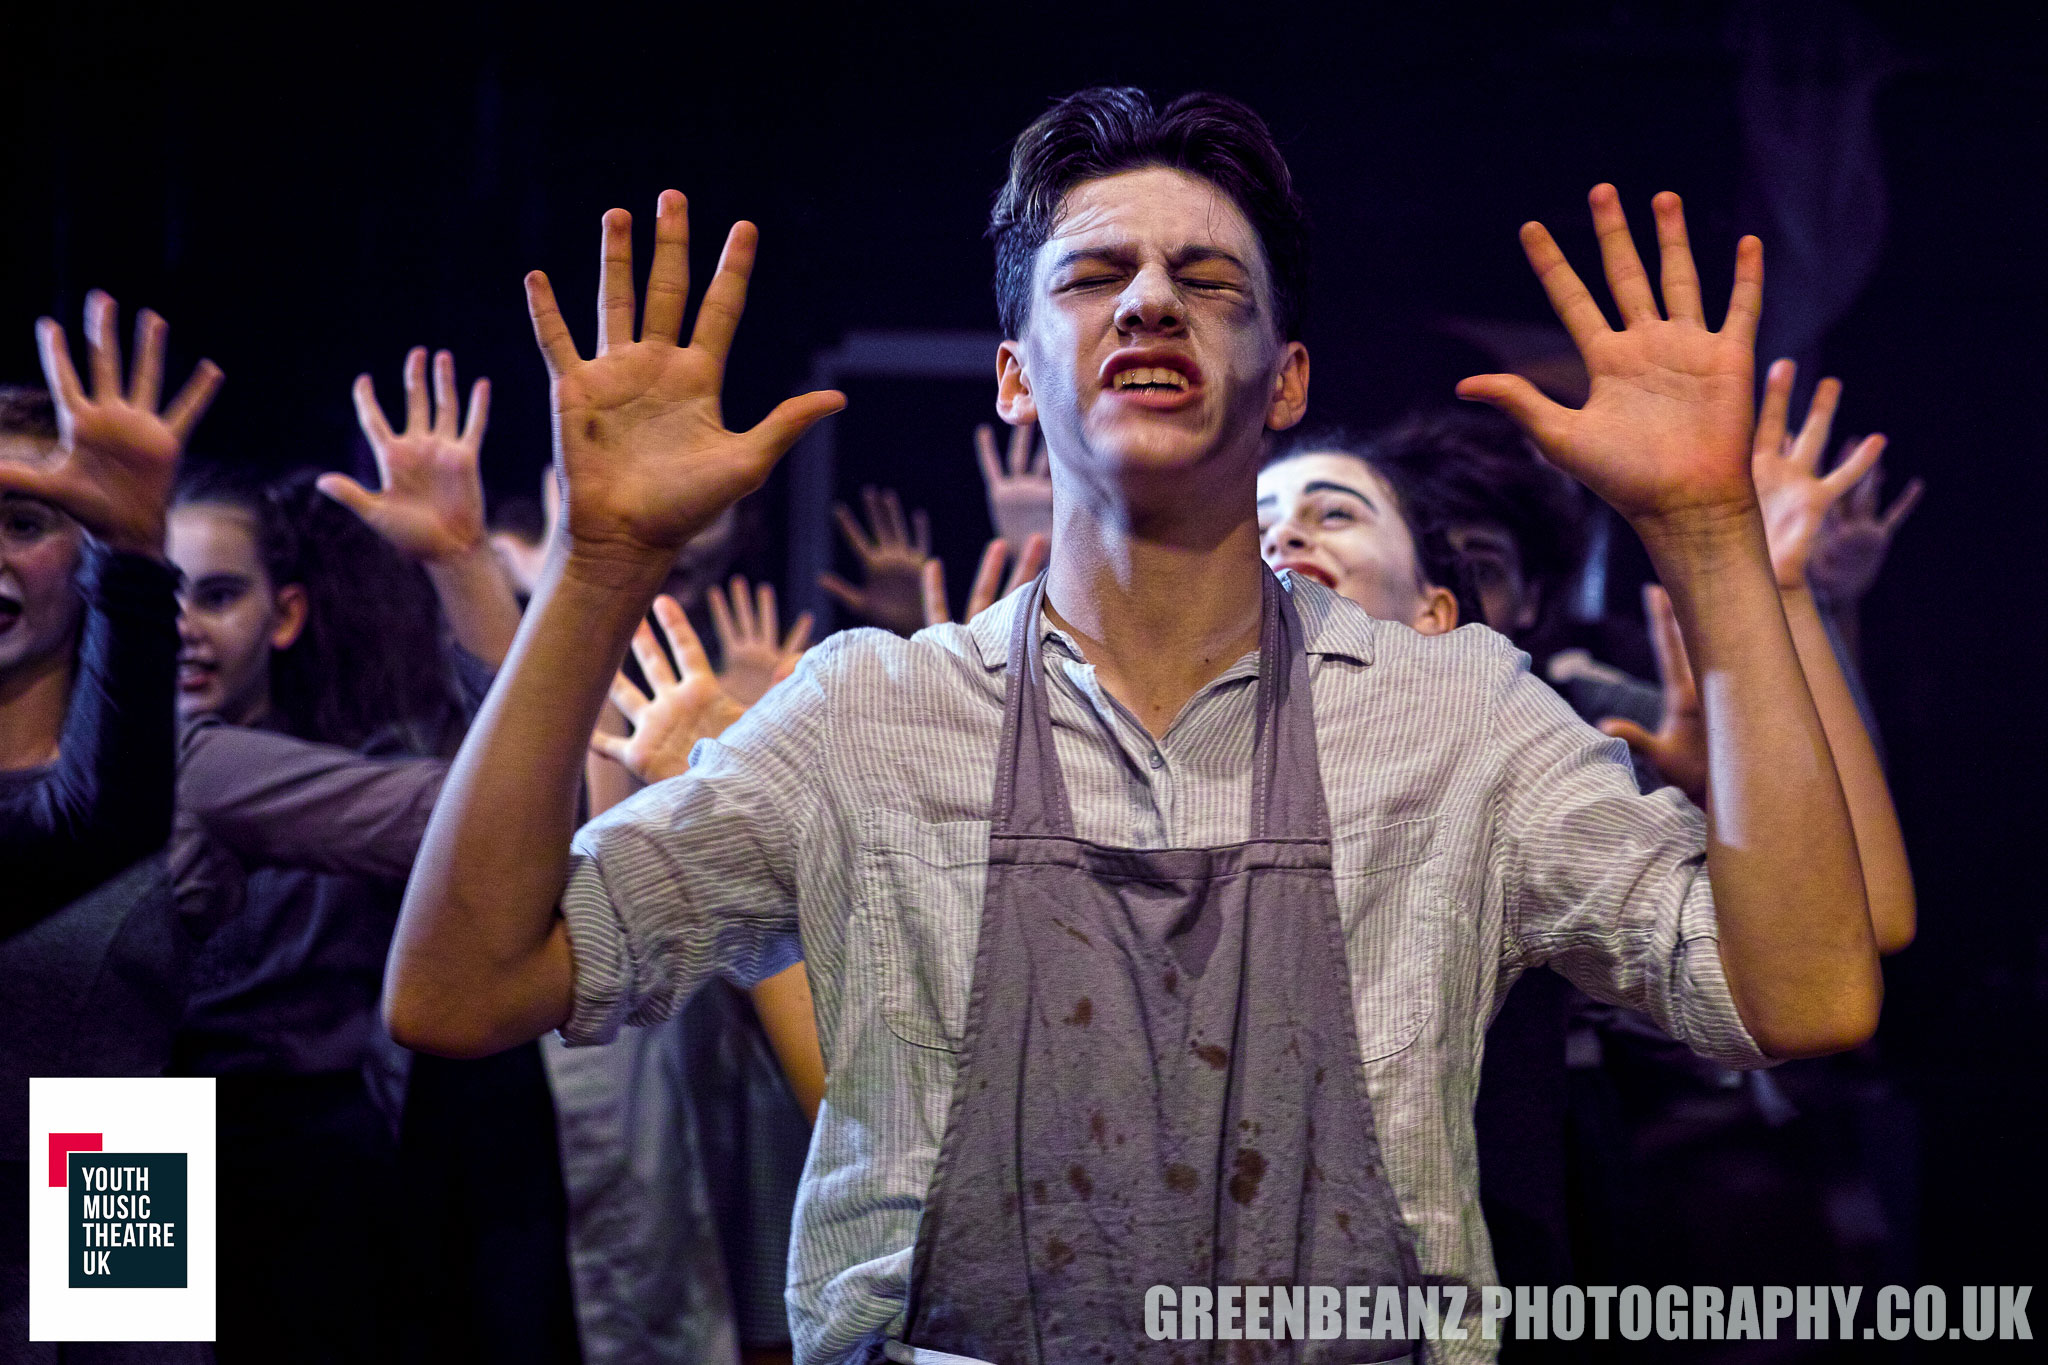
963 567 1376 672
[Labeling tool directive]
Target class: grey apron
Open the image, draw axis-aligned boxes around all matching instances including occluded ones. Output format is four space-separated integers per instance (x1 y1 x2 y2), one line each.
894 570 1423 1364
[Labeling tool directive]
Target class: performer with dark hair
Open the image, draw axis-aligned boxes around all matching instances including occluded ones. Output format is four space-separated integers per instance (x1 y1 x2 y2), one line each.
386 88 1882 1363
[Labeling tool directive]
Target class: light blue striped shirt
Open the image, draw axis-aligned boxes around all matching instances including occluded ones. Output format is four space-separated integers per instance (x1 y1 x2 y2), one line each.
559 573 1766 1364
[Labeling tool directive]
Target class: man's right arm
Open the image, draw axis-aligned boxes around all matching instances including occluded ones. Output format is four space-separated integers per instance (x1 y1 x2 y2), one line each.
383 189 842 1059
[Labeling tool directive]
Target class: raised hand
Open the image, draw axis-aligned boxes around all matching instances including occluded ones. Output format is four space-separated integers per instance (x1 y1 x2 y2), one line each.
1809 449 1923 609
318 348 491 562
1458 186 1762 530
4 291 223 555
529 191 844 570
819 484 930 635
921 533 1049 627
708 574 812 705
589 595 747 786
1597 584 1708 806
1748 359 1888 591
976 421 1052 547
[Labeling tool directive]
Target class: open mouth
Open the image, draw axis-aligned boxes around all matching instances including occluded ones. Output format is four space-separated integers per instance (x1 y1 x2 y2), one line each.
0 599 21 634
1275 561 1337 590
1100 351 1202 408
1109 366 1191 393
177 659 217 692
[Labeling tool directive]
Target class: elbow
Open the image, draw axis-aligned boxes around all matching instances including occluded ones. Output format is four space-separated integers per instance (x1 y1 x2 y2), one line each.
1873 891 1917 957
382 976 507 1061
1753 980 1884 1061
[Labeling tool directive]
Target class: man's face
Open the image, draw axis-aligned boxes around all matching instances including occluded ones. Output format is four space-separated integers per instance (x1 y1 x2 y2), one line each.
1446 522 1539 639
0 480 86 683
167 502 304 725
999 167 1307 495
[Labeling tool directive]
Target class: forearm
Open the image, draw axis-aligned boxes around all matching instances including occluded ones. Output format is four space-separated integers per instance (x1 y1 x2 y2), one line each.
424 541 525 669
1780 585 1914 953
749 961 825 1122
387 540 669 1057
1639 507 1880 1057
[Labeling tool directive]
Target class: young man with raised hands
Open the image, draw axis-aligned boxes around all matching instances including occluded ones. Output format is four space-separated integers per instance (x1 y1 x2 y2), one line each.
387 89 1880 1364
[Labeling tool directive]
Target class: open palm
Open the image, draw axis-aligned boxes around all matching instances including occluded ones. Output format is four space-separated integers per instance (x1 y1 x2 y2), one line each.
1460 187 1761 525
321 347 491 562
527 192 843 564
1748 360 1887 590
591 595 748 786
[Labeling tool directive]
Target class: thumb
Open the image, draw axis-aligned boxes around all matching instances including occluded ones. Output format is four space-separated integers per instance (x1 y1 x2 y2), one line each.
1454 373 1566 448
921 558 951 627
1596 717 1658 761
751 389 847 462
315 472 380 522
818 572 864 615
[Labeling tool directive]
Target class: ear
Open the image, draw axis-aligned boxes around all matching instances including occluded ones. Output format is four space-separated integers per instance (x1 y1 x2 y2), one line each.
995 341 1037 427
1410 584 1460 637
1264 341 1310 432
270 583 309 651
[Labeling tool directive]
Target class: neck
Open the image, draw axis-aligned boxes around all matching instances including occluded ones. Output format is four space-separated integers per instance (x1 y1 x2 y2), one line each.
0 649 73 771
1043 461 1266 738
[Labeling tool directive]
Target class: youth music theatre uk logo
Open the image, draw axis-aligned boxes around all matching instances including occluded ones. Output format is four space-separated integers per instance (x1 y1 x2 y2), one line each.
29 1078 215 1342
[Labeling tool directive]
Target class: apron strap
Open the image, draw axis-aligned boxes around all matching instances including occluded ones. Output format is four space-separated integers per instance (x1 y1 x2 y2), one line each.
993 574 1075 838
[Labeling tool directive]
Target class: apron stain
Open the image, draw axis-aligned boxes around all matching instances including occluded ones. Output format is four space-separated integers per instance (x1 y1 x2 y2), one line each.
1063 997 1092 1026
1043 1236 1075 1273
1051 917 1093 948
1228 1147 1267 1205
1163 1161 1197 1194
1066 1164 1093 1199
1192 1041 1229 1069
1162 967 1178 994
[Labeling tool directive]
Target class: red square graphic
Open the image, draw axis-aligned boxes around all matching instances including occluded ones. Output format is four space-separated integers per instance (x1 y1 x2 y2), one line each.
48 1133 103 1187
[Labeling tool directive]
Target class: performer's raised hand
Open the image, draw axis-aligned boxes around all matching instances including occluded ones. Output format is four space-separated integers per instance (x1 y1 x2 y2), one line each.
709 574 811 705
6 291 223 556
321 347 491 563
1598 584 1707 806
819 484 930 635
1809 450 1923 610
922 533 1049 627
1458 186 1761 530
590 595 748 786
1749 360 1888 591
975 421 1052 548
529 191 844 572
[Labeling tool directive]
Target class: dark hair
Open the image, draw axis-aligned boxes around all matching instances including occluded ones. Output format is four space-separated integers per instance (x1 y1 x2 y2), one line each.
1363 408 1589 647
1263 428 1481 624
990 87 1310 341
172 464 465 756
0 387 58 441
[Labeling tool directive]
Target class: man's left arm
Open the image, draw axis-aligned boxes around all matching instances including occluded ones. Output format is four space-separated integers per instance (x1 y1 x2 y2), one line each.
1462 185 1880 1059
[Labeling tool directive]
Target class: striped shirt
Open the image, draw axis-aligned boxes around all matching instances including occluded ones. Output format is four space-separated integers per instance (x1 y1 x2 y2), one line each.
559 572 1767 1364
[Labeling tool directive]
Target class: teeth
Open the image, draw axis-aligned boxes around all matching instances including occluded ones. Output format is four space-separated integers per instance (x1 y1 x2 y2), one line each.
1114 366 1189 391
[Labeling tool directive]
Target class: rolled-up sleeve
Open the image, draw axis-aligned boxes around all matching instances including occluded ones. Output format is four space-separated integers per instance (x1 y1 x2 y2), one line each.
1488 657 1769 1069
558 650 833 1046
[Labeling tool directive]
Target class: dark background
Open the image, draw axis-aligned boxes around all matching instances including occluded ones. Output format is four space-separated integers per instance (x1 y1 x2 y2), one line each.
6 0 2043 1328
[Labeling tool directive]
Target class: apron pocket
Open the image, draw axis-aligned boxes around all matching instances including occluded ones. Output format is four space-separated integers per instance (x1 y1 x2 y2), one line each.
856 809 989 1053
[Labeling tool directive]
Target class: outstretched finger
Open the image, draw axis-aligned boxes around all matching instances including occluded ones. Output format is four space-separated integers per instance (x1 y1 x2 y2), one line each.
1454 373 1570 454
747 388 845 464
1753 358 1795 462
352 373 396 447
920 558 951 626
630 618 678 692
1007 532 1049 595
432 350 461 437
524 271 580 377
911 507 931 555
84 291 123 400
641 190 690 345
461 377 491 449
781 611 813 655
653 594 714 679
1880 476 1925 534
819 572 864 615
1008 420 1035 476
706 582 740 652
1723 236 1765 345
975 424 1003 491
1518 220 1611 350
34 319 88 412
832 502 876 558
1596 717 1660 764
881 488 911 546
129 309 168 411
1642 584 1696 704
860 486 893 547
965 538 1011 619
689 220 758 364
755 579 778 639
1650 192 1704 324
1790 377 1842 473
403 346 431 434
728 574 759 639
1820 433 1885 500
161 360 224 444
596 207 637 355
590 729 635 765
314 472 381 522
1588 185 1659 325
605 674 650 727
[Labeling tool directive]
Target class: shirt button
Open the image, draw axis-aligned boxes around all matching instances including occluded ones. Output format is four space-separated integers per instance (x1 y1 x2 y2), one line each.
1148 752 1165 769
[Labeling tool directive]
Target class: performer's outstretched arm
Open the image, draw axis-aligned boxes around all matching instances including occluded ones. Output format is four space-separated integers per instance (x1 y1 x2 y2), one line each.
384 190 843 1058
1461 186 1882 1059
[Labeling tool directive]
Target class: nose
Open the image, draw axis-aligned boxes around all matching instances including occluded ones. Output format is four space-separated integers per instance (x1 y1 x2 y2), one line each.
175 603 204 647
1261 517 1310 558
1114 264 1185 336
